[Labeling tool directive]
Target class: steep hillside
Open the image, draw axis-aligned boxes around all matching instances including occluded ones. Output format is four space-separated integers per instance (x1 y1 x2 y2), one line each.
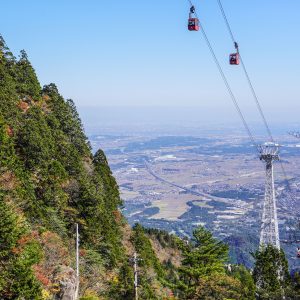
0 35 185 299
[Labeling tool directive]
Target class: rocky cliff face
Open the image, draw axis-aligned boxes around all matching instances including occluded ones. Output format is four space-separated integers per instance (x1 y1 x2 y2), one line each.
57 267 77 300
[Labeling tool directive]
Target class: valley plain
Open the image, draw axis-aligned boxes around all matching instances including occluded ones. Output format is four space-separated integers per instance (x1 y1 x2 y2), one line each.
90 130 300 268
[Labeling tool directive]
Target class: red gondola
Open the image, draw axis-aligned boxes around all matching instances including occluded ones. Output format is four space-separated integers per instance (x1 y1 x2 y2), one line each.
230 53 240 65
188 6 199 31
188 18 199 31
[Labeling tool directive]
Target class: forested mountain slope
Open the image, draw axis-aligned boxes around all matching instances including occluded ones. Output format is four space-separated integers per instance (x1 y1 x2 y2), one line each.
0 35 184 299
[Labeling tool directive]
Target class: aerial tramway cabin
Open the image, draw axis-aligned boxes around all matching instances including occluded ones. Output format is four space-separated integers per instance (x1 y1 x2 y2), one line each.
188 18 199 31
188 6 199 31
230 53 240 65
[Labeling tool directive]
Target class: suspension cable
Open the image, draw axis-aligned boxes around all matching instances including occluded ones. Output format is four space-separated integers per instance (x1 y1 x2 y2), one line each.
216 0 296 206
217 0 274 143
187 0 260 152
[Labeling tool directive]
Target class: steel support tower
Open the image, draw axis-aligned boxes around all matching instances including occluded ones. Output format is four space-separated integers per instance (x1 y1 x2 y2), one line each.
259 143 280 249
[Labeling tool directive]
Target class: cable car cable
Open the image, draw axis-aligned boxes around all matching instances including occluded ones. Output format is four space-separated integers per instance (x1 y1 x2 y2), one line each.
186 1 299 245
186 0 260 153
216 0 274 143
216 0 297 207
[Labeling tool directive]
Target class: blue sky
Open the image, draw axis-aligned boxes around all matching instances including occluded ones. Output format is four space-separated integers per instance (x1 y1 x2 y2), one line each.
1 1 300 122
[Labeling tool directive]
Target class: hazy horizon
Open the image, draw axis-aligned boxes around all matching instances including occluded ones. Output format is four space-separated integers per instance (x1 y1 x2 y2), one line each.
78 105 300 137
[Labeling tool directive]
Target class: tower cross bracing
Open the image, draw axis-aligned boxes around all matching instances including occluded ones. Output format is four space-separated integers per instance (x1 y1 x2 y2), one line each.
259 143 280 249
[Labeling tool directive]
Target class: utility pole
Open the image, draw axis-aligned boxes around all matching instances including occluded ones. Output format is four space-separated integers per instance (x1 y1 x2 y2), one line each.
259 143 280 249
129 252 141 300
75 223 80 300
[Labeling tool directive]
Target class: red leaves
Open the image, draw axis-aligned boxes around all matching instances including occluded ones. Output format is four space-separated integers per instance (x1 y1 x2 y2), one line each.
80 249 87 257
17 231 38 247
33 231 71 289
33 265 50 286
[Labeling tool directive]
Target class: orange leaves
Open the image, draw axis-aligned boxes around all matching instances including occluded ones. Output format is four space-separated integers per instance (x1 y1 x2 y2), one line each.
11 246 20 255
16 231 39 249
18 96 51 114
18 100 29 112
112 210 122 224
42 94 50 102
17 235 31 246
9 231 40 255
5 125 13 137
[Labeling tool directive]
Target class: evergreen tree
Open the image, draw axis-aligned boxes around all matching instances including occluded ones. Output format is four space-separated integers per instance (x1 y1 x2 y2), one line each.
230 264 256 299
15 50 41 100
0 35 15 63
253 245 292 299
292 272 300 298
178 226 253 299
17 106 56 169
0 39 21 123
93 149 122 212
131 224 164 277
108 262 135 299
179 226 228 288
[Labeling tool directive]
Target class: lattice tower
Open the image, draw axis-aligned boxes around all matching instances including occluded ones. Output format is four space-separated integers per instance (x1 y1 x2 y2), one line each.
259 143 280 249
